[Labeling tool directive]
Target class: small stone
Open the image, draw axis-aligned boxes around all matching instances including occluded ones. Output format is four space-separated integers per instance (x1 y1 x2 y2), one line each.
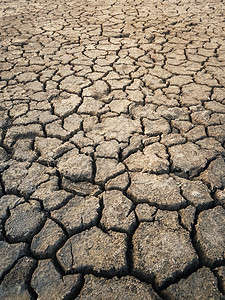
31 259 81 300
101 190 136 233
133 211 198 288
164 267 223 300
57 149 93 182
95 158 125 185
0 257 35 300
31 219 66 257
0 241 27 279
105 172 130 191
57 227 127 275
5 201 46 242
77 274 161 300
195 206 225 266
51 195 100 235
135 204 157 222
127 173 186 210
179 206 196 231
169 142 208 177
198 156 225 190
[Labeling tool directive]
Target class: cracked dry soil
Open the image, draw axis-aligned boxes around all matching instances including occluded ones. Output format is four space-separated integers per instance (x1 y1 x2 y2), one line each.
0 0 225 299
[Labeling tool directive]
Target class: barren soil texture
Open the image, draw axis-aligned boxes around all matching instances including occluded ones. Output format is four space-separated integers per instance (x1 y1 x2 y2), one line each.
0 0 225 298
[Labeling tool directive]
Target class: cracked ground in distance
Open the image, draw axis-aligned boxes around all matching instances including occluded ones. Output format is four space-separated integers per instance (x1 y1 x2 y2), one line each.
0 0 225 298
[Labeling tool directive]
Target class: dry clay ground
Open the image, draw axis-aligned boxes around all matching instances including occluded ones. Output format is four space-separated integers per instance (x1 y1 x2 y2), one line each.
0 0 225 299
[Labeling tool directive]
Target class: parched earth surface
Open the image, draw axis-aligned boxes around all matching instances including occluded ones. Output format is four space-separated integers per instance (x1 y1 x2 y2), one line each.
0 0 225 298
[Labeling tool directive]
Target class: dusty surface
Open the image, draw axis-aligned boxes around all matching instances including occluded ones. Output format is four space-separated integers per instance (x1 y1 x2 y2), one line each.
0 0 225 298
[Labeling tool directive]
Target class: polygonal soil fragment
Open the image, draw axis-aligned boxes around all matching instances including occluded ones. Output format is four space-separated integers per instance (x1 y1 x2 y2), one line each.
18 163 55 197
31 218 66 257
77 97 107 115
52 94 82 118
35 138 74 164
31 176 72 211
61 177 101 196
105 172 130 191
174 176 213 210
196 137 225 160
163 267 223 300
208 124 225 143
31 259 81 300
57 227 127 275
5 201 46 242
51 195 100 235
135 204 157 222
161 133 186 147
4 124 44 147
214 189 225 208
178 206 196 232
169 142 208 177
195 206 225 266
63 113 83 134
0 195 25 220
95 140 120 159
95 158 125 185
45 120 70 140
99 115 142 142
82 80 109 99
215 266 225 294
77 274 161 300
57 149 93 182
101 190 136 233
2 161 29 194
0 241 28 279
0 256 36 300
12 139 37 162
143 118 170 136
198 156 225 190
124 142 169 174
133 211 198 288
60 75 91 94
127 173 186 210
